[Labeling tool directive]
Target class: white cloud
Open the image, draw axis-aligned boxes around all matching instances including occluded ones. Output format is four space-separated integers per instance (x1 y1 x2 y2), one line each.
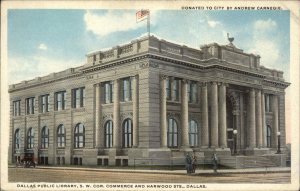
207 20 220 28
84 10 145 36
38 43 48 50
8 55 84 85
248 40 280 68
248 18 282 70
254 18 277 31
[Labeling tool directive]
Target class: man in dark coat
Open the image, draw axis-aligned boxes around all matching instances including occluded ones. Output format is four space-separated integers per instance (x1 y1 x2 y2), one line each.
212 153 218 173
185 153 192 174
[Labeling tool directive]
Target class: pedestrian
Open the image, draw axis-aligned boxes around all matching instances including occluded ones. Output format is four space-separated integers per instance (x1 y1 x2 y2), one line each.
185 153 192 174
192 154 197 173
212 153 218 173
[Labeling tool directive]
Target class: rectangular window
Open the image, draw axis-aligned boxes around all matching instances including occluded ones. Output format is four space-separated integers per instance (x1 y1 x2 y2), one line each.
13 100 21 116
173 79 179 101
121 78 132 102
166 77 171 100
104 81 113 104
188 81 198 103
25 97 35 115
72 87 85 108
55 91 66 111
40 94 49 113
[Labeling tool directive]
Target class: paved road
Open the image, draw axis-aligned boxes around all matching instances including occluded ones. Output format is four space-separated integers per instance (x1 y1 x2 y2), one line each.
9 168 290 183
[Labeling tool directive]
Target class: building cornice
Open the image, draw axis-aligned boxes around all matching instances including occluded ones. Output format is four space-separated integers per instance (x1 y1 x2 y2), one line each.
9 53 289 93
8 73 82 93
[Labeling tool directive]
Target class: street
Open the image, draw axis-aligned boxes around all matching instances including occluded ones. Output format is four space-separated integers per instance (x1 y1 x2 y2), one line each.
9 167 290 183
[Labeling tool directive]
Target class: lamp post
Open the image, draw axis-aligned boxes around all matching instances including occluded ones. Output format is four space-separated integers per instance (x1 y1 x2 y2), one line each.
233 129 238 155
276 131 281 154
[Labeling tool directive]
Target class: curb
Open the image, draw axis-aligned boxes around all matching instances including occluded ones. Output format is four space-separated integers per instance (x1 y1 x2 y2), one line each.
9 166 291 175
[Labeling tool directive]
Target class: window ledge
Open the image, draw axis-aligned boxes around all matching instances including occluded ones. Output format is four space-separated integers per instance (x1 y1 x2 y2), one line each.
39 112 52 116
26 114 36 117
188 103 200 107
120 101 133 105
102 103 113 106
71 107 85 112
54 109 69 114
167 101 181 105
12 116 23 119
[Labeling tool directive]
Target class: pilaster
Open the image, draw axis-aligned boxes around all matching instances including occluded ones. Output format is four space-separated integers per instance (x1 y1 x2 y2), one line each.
181 79 189 147
160 75 167 148
200 83 209 148
132 75 139 148
113 79 120 148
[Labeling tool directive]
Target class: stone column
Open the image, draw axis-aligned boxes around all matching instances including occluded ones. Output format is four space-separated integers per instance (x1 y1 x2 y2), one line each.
210 82 218 148
113 79 120 148
272 95 279 148
181 79 189 147
95 83 102 148
201 83 209 148
160 75 167 147
218 83 227 148
261 92 266 147
240 93 245 149
248 88 256 148
132 75 139 148
256 90 263 148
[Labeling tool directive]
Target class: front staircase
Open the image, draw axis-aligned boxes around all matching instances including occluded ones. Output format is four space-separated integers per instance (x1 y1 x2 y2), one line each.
215 154 286 169
237 156 278 168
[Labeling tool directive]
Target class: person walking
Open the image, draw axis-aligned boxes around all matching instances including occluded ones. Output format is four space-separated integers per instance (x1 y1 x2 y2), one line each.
192 155 197 173
212 153 218 173
185 153 192 174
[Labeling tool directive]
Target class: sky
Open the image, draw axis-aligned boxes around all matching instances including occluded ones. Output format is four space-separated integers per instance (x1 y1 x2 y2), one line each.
8 9 290 85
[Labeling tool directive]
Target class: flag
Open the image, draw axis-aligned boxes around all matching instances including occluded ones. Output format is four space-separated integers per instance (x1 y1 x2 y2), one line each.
136 9 149 23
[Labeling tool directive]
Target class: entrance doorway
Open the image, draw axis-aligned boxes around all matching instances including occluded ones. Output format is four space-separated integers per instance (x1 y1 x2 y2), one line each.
226 97 234 154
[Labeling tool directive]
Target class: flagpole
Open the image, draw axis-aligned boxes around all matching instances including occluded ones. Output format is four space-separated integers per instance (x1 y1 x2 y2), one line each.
147 10 150 37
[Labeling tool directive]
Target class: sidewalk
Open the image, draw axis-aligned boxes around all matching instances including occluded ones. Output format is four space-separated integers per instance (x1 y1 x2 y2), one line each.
9 165 291 175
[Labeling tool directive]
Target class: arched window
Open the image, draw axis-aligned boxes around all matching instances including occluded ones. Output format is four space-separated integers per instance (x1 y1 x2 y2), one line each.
27 128 34 149
57 125 65 148
74 123 85 148
104 121 113 148
267 125 272 148
41 126 49 149
168 118 178 147
15 129 20 149
123 119 132 148
189 120 198 147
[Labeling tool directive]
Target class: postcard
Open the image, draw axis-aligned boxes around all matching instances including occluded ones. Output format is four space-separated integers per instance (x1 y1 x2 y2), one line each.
1 1 299 190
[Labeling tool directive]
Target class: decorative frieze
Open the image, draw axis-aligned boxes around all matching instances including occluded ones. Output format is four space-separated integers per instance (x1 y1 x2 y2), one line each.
167 112 181 120
102 50 114 59
120 45 133 54
120 112 133 121
139 62 159 69
165 46 181 54
102 113 113 122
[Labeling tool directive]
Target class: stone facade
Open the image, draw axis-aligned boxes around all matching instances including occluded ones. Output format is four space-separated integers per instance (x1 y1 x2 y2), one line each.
8 35 289 167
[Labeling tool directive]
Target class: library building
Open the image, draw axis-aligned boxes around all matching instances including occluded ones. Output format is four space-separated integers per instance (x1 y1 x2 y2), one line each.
9 35 289 168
